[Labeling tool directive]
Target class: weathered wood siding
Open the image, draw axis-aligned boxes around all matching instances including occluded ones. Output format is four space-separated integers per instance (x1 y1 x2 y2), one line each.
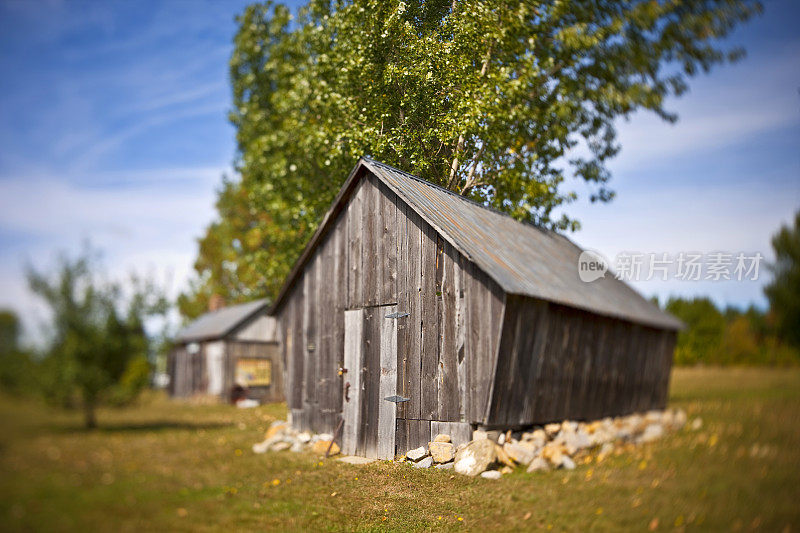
231 314 278 342
169 345 206 398
169 340 283 402
277 171 505 435
225 340 284 403
486 296 676 426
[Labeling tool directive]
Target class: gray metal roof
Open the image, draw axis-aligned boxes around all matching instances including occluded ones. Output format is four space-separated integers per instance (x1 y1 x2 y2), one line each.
176 299 269 342
272 158 681 330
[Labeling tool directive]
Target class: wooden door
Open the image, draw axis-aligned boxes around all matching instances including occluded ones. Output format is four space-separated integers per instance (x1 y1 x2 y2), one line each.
342 305 397 459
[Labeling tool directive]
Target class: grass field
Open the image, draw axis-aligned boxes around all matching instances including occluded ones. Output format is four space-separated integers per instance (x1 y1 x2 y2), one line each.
1 367 798 532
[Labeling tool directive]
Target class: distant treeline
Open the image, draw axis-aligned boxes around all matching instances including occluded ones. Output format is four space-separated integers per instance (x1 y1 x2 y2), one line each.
663 297 799 366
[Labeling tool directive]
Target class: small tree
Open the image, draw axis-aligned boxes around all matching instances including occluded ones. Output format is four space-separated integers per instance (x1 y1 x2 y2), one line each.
665 296 726 365
765 211 800 349
27 249 168 428
0 309 36 394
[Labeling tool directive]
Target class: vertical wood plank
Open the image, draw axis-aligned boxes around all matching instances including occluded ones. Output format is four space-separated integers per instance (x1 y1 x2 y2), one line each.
362 178 377 307
332 216 347 428
420 224 439 420
378 305 398 460
379 182 398 304
347 179 363 308
430 421 472 447
404 210 423 420
302 255 317 429
437 242 460 421
360 307 381 458
342 309 363 456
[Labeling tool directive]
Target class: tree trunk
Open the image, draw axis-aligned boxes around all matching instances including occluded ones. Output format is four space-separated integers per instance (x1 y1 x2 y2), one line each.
83 397 97 429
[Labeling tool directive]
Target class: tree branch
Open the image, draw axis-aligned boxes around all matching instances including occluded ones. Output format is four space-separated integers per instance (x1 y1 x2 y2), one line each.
446 134 464 190
459 142 486 194
446 45 493 191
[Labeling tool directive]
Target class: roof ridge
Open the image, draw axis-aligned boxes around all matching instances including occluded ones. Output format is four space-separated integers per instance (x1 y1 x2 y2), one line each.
362 157 549 233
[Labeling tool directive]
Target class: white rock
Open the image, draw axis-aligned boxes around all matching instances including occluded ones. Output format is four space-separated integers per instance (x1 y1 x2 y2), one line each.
561 456 576 470
522 429 547 448
429 441 455 463
472 429 488 441
272 441 291 451
640 423 664 443
434 462 454 470
627 414 645 432
454 439 497 477
645 410 662 424
558 430 592 454
561 420 578 434
673 409 688 430
252 441 269 454
406 446 428 462
504 441 537 465
544 423 561 436
590 429 614 446
480 470 502 479
433 434 451 443
526 457 550 473
297 431 312 443
290 441 304 452
413 456 434 468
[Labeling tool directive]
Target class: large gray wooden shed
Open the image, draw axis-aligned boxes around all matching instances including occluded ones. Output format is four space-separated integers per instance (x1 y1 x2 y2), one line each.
270 158 681 459
169 299 283 403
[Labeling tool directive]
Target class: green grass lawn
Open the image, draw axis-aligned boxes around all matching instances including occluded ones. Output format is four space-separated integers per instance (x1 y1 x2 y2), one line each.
1 367 798 532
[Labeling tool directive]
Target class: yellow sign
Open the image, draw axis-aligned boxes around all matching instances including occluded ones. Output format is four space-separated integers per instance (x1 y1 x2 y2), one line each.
235 358 272 387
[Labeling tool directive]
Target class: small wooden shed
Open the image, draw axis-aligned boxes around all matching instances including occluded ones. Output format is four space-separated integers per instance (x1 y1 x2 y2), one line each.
270 158 681 459
169 299 283 402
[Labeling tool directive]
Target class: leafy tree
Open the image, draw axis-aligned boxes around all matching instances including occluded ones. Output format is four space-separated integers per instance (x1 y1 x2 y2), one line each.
665 296 799 366
0 309 20 354
666 296 726 365
177 178 275 318
765 211 800 349
0 309 36 394
27 249 169 428
182 0 760 310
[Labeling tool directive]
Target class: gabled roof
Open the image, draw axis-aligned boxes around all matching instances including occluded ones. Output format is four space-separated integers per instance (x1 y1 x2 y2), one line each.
271 158 682 330
176 299 269 343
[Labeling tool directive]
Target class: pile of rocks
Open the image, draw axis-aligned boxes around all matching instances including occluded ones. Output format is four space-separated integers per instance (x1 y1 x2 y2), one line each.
403 408 688 478
252 421 341 456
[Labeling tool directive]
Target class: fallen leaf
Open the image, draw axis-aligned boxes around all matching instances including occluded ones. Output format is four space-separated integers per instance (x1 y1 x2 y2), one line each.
649 517 659 531
523 512 532 520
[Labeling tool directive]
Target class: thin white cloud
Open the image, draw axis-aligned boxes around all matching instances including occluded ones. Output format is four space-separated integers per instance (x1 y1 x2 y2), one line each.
611 45 800 171
0 166 227 340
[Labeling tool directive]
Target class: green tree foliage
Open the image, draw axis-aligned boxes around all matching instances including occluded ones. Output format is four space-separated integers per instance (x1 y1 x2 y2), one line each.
666 297 799 366
666 297 726 365
0 309 20 353
27 249 169 428
182 0 760 312
0 309 36 394
178 178 272 317
764 211 800 349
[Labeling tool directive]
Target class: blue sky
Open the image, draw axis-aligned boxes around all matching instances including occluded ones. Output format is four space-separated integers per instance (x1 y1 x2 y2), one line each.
0 0 798 337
